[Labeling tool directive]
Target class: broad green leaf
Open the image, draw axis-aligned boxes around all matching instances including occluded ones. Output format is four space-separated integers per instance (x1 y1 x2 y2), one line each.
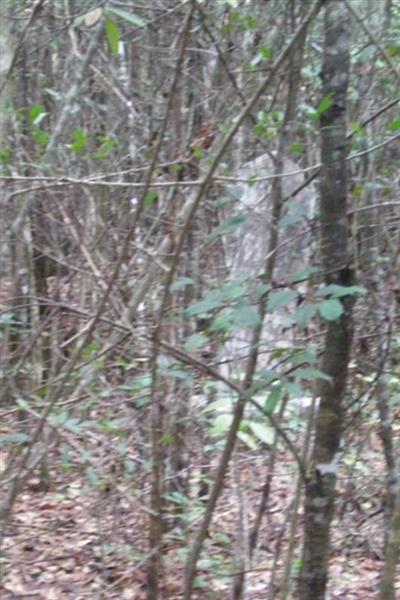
290 142 304 154
259 44 272 58
247 421 274 445
267 289 297 312
209 308 234 332
283 381 304 397
28 104 46 124
295 303 318 328
246 370 278 396
184 333 208 352
264 385 283 414
186 297 223 317
238 431 258 450
171 277 194 291
0 147 12 163
186 280 245 317
231 305 261 328
203 397 233 413
289 266 319 284
319 298 343 321
388 116 400 131
294 368 331 382
105 18 120 54
317 93 333 115
32 129 48 147
93 135 117 159
289 347 318 365
161 434 175 446
220 280 247 300
316 284 366 298
210 413 232 437
106 6 145 28
192 147 204 159
144 190 158 206
193 576 208 589
70 129 87 152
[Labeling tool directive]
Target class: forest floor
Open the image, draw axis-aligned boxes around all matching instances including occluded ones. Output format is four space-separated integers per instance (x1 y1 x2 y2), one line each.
0 419 393 600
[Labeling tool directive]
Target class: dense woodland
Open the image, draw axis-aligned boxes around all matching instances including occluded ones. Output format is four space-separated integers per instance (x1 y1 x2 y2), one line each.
0 1 399 598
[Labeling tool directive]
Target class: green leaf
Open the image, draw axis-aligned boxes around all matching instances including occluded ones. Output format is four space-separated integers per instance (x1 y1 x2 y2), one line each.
351 122 365 136
105 18 120 54
161 434 175 446
184 333 208 352
283 381 304 397
259 44 272 59
295 303 318 328
93 135 117 159
247 421 274 445
388 116 400 132
186 297 223 317
267 289 297 312
203 397 233 413
316 284 366 298
288 347 318 365
105 6 145 28
210 413 232 437
231 305 261 328
246 370 278 396
0 146 12 163
144 190 158 206
186 280 245 317
171 277 194 291
237 431 258 450
290 142 304 154
28 104 46 124
317 93 333 115
193 576 208 589
264 385 283 415
192 147 204 159
209 309 234 332
70 129 87 152
318 298 343 321
294 368 331 382
32 129 49 147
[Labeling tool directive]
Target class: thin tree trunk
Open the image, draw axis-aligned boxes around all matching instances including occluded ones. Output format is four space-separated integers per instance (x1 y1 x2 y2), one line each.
298 2 352 598
379 485 400 600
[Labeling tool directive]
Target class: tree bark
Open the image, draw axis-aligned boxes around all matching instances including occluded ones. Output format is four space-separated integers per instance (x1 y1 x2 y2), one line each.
298 2 352 598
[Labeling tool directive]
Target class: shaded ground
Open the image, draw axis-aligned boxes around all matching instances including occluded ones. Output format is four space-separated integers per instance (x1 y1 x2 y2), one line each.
1 420 393 600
